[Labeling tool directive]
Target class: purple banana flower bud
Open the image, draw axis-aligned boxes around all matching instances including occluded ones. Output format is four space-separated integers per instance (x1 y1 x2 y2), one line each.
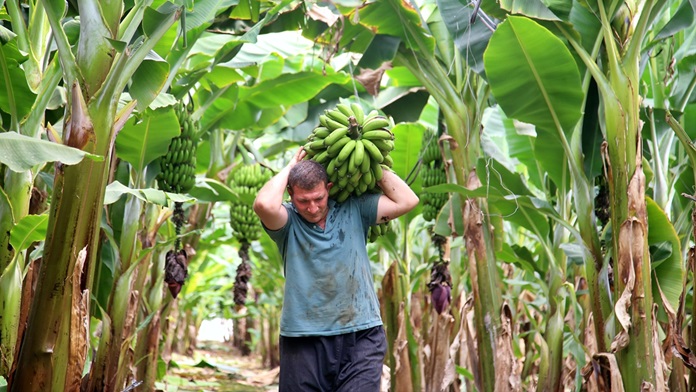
431 283 451 314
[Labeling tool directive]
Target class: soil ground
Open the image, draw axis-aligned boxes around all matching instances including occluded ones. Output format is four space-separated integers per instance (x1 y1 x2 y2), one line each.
156 319 279 392
156 341 279 392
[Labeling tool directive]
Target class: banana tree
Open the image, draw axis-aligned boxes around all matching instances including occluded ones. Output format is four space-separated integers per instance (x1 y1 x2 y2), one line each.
0 1 67 376
9 0 181 389
476 0 693 388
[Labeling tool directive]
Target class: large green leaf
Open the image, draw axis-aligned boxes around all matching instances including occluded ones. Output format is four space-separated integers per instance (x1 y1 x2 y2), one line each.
130 51 170 111
484 15 583 187
188 178 238 203
115 107 179 172
359 0 435 53
0 132 103 172
10 213 49 253
204 70 349 130
0 25 16 44
185 0 226 32
484 15 583 135
500 0 560 20
653 0 696 42
437 0 495 77
0 39 36 122
239 71 350 109
391 121 425 220
483 106 544 190
647 197 684 311
357 34 400 70
104 181 194 205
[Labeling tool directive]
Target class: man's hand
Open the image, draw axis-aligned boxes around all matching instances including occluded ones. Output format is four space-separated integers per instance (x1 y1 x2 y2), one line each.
292 148 307 164
253 147 306 230
375 169 419 224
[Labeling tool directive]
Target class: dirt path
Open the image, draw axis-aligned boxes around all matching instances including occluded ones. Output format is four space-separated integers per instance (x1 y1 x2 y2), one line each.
157 340 279 392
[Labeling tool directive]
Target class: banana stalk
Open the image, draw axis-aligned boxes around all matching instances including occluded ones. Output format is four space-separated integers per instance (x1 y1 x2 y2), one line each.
392 25 503 389
559 0 665 387
0 258 22 377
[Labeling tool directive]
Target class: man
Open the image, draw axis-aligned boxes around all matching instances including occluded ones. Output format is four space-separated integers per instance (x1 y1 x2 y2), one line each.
253 147 419 391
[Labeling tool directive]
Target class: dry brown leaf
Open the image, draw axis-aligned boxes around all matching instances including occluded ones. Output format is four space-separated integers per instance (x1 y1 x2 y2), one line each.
584 314 600 392
593 353 625 392
656 276 696 372
65 247 89 392
355 63 392 96
650 305 666 392
495 302 520 391
612 218 642 352
306 4 339 26
424 311 454 392
394 303 414 392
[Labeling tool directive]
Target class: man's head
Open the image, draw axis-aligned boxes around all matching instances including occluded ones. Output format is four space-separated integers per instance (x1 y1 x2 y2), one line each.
287 160 332 224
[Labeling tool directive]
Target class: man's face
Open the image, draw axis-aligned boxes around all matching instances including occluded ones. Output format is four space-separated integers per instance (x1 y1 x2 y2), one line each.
289 182 332 224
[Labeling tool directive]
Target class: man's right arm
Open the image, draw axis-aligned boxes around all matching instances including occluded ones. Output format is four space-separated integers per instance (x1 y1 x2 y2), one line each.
253 148 305 230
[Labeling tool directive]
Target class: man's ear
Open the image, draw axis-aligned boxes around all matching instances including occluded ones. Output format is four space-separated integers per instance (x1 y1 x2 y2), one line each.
327 182 333 191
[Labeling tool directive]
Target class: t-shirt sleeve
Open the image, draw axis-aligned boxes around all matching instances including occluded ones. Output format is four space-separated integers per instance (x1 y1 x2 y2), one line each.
355 193 381 227
262 203 292 245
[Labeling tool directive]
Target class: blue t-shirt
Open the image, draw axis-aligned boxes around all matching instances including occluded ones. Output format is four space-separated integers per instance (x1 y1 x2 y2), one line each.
264 194 382 337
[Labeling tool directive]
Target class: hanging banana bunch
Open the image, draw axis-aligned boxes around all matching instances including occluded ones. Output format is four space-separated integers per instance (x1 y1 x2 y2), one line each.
420 127 448 222
228 163 273 305
158 101 198 195
158 100 199 298
303 102 395 241
422 114 452 314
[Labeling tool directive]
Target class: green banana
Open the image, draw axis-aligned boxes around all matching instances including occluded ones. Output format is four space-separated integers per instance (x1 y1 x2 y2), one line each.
350 103 365 124
313 127 330 138
314 150 331 164
371 139 394 152
308 139 326 151
348 148 358 174
349 171 363 186
324 117 347 131
327 158 339 176
337 160 349 177
353 139 365 167
361 117 390 132
336 103 355 118
371 160 383 181
361 129 393 140
336 139 357 165
326 109 351 126
383 154 394 168
365 109 380 119
327 136 352 157
361 139 384 163
336 188 351 203
360 148 372 173
323 127 350 146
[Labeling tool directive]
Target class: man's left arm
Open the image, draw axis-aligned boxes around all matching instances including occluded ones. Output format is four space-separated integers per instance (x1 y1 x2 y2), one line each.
374 169 419 224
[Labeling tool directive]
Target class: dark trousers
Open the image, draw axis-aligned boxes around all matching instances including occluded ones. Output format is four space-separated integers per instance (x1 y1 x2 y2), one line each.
279 325 387 392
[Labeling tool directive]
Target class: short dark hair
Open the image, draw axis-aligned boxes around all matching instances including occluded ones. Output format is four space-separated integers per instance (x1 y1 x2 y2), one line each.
288 160 328 190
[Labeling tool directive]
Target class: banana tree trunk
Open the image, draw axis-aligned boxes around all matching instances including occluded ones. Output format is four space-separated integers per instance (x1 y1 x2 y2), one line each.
11 148 111 391
9 0 178 387
596 2 656 387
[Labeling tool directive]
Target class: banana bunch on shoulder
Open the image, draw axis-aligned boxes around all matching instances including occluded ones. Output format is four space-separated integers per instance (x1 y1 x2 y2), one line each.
304 102 395 204
229 164 273 243
420 128 448 221
158 101 198 194
304 102 397 241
